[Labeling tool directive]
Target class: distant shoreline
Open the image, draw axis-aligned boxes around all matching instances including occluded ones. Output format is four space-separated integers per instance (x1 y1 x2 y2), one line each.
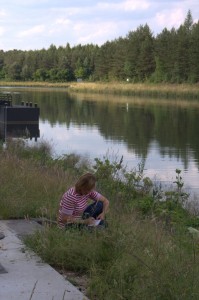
0 81 199 99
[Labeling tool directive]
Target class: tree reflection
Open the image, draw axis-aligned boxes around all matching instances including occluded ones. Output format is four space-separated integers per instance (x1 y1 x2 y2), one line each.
11 89 199 170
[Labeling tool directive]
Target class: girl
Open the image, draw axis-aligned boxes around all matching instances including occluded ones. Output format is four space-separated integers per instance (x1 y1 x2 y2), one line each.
58 173 109 229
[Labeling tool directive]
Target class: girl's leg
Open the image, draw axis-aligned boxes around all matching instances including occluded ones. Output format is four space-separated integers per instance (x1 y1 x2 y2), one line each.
83 201 103 219
83 201 107 227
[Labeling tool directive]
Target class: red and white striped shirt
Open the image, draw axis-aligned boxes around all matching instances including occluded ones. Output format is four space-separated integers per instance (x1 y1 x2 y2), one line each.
58 187 101 229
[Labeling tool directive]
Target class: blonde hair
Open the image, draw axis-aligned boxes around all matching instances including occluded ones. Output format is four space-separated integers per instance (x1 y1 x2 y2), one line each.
75 173 96 194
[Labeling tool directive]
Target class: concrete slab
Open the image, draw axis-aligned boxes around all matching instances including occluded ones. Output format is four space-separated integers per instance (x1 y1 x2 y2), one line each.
0 220 88 300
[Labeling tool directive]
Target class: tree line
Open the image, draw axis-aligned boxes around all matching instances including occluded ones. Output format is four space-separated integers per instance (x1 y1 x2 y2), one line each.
0 10 198 83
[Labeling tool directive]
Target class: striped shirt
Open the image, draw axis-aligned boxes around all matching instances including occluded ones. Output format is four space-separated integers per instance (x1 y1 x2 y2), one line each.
58 187 101 229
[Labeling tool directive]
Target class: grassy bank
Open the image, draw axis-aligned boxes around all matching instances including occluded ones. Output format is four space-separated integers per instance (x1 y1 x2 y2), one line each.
0 81 199 99
0 80 70 88
0 139 199 299
69 82 199 100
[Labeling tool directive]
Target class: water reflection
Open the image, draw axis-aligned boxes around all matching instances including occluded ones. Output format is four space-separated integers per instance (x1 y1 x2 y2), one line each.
40 120 136 159
0 122 40 142
0 87 199 197
39 120 199 197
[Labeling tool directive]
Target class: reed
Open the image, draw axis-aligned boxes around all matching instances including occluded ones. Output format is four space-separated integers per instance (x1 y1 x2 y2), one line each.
0 81 199 99
69 82 199 99
0 81 70 88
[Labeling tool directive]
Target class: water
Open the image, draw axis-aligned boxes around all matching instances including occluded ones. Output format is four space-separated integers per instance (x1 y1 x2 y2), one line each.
1 87 199 199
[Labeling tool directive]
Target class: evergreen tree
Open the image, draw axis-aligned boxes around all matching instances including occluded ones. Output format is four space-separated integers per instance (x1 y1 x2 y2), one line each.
126 25 155 81
155 28 177 82
173 11 193 82
189 21 199 82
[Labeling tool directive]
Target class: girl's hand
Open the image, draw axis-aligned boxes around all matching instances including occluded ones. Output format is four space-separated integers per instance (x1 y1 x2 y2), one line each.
97 212 105 220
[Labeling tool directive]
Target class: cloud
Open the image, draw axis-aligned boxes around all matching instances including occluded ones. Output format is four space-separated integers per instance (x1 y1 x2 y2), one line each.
0 27 5 36
17 25 45 38
155 8 184 29
48 18 71 36
0 10 6 18
97 0 150 11
121 0 150 11
54 18 71 26
73 20 118 45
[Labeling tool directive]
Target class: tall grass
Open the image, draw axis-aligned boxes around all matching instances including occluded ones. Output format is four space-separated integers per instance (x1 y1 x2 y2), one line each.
0 81 199 99
0 81 70 88
25 212 199 300
0 139 75 219
69 82 199 100
1 140 199 299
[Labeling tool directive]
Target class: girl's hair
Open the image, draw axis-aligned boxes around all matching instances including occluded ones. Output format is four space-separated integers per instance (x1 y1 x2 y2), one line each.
75 173 96 194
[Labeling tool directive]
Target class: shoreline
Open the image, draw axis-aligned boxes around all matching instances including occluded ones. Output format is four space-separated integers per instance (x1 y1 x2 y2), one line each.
0 81 199 99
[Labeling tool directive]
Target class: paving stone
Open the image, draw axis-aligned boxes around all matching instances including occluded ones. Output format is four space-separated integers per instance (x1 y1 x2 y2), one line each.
0 220 88 300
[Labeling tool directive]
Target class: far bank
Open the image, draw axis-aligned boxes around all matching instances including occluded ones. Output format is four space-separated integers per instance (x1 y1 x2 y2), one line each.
0 81 199 99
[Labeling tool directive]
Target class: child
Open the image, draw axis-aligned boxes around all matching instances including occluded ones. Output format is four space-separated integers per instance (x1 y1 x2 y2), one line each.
58 173 109 229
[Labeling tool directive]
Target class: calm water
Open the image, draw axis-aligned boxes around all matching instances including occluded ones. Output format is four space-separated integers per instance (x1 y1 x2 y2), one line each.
2 87 199 199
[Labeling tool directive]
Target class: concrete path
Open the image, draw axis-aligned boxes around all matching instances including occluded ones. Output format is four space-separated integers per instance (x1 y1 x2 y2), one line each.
0 220 88 300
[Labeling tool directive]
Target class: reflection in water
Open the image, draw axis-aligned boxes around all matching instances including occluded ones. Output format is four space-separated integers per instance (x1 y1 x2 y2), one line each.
0 122 40 142
1 87 199 198
39 120 199 198
39 120 136 160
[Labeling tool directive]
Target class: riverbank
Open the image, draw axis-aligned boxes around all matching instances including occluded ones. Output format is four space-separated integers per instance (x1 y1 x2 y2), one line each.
0 81 199 99
0 139 199 299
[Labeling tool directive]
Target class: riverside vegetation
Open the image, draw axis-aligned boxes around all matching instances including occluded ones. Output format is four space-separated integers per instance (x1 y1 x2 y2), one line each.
0 81 199 100
0 139 199 299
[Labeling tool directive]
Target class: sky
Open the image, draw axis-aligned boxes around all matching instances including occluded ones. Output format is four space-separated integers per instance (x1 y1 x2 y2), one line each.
0 0 199 51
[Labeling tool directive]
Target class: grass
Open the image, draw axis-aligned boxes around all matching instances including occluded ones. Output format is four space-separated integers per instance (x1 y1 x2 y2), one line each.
1 139 199 299
0 80 70 88
69 82 199 99
0 80 199 99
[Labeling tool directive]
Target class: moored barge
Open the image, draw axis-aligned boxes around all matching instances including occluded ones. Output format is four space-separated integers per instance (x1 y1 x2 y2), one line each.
0 93 40 141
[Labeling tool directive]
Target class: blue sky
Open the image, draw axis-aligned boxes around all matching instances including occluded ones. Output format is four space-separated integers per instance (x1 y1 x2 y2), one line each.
0 0 198 51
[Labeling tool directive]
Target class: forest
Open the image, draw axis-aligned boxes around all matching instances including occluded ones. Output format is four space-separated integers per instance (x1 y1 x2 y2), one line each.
0 10 198 84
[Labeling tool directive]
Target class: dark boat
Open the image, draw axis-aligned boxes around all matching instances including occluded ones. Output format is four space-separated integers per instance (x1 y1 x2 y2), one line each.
0 92 40 141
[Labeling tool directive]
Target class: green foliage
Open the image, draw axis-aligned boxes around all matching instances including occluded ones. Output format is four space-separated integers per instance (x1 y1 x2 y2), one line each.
150 56 166 83
6 62 22 80
93 156 123 181
33 68 48 81
173 169 189 203
47 68 72 82
135 196 154 214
